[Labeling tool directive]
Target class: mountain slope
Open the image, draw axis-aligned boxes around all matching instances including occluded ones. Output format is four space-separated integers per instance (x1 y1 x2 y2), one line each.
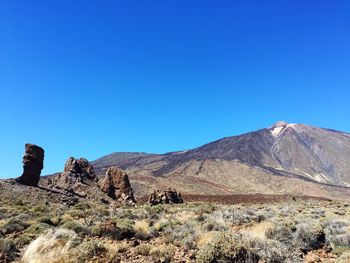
92 122 350 198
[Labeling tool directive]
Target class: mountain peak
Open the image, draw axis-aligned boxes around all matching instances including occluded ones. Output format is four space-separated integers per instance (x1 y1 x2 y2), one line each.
270 121 289 137
272 121 288 128
92 122 350 197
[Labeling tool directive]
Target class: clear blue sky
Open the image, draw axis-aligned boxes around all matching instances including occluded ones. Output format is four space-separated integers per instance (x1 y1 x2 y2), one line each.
1 1 349 178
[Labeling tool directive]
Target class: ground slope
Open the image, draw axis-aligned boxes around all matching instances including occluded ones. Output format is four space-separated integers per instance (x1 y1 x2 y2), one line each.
92 122 350 199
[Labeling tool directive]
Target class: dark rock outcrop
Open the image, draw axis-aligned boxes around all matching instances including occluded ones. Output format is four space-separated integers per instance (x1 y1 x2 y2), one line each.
16 144 44 186
149 188 183 205
55 157 97 192
99 166 136 205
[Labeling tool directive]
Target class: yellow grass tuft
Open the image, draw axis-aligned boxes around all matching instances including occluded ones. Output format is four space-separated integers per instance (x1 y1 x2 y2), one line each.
176 211 195 223
134 220 150 234
241 221 275 240
61 214 73 222
21 229 77 263
154 218 169 231
197 231 217 247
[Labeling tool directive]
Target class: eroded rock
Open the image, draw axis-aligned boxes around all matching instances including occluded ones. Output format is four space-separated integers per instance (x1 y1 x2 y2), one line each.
16 144 44 186
149 188 183 205
99 166 136 205
55 157 97 193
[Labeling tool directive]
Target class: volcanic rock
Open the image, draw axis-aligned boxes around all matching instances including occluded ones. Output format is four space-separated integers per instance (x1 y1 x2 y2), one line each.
90 122 350 200
149 188 183 205
99 166 136 205
16 144 44 186
55 157 97 192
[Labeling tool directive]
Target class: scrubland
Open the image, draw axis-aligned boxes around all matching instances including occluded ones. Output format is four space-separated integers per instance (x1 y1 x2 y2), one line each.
1 197 350 263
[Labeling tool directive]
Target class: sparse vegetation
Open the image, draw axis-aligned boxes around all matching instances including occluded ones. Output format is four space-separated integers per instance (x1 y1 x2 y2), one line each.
196 233 260 263
0 218 29 235
1 188 350 262
0 238 18 262
134 243 152 256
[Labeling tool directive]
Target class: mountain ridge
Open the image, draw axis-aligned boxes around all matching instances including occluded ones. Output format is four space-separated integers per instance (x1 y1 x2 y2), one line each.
90 122 350 199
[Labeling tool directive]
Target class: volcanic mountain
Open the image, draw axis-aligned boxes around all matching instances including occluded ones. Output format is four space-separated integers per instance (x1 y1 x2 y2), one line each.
92 122 350 199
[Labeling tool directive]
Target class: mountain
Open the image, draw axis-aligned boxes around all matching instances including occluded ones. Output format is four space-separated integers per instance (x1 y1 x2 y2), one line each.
92 122 350 199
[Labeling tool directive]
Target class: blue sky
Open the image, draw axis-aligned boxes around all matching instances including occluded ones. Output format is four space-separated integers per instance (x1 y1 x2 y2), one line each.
0 1 349 178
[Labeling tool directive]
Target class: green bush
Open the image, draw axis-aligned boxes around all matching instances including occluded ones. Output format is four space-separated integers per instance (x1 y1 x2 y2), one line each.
0 238 18 262
37 216 57 226
14 199 24 206
115 209 135 220
76 240 106 262
73 202 91 210
25 223 53 235
114 219 135 239
294 221 324 252
149 245 175 263
145 204 165 215
134 244 152 256
14 234 33 247
61 220 90 236
196 233 260 263
93 219 135 240
32 205 49 214
1 218 29 235
0 208 8 220
220 207 265 226
246 238 302 263
202 221 228 232
163 222 198 249
265 224 294 246
325 219 350 250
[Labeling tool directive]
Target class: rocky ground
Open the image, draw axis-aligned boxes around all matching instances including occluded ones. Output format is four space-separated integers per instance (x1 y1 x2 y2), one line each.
1 179 350 263
2 143 350 262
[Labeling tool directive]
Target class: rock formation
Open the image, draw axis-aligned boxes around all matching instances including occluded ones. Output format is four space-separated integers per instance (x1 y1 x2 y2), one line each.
55 157 97 192
99 166 136 205
149 188 183 205
16 144 44 186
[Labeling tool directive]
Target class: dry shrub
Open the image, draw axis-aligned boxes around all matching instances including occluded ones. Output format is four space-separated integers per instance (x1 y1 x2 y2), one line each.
196 233 260 263
133 220 152 239
149 244 175 263
336 251 350 263
21 229 78 263
60 220 90 236
325 219 350 249
294 221 325 252
1 218 29 235
265 223 294 246
242 221 275 240
134 244 152 256
0 238 18 262
163 222 198 249
245 237 302 263
154 217 177 231
197 231 217 247
76 240 107 262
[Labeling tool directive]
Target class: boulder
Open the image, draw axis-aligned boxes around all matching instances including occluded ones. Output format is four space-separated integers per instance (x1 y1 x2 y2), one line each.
55 157 97 192
99 166 136 205
16 144 44 186
149 188 183 205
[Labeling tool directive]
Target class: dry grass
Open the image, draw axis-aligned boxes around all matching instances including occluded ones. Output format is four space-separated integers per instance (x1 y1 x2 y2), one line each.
241 221 275 240
133 220 150 234
197 231 217 247
21 229 77 263
0 193 349 263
